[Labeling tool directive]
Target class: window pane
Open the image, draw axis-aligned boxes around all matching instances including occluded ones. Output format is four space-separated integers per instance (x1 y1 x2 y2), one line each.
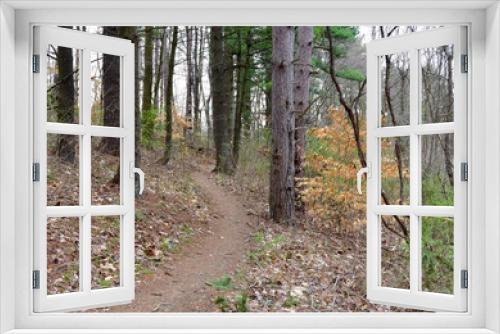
91 216 120 289
421 217 454 294
380 52 410 127
381 215 410 289
420 45 454 124
46 45 80 124
380 137 410 205
421 134 454 206
47 133 80 206
91 137 121 205
47 217 80 295
90 51 121 127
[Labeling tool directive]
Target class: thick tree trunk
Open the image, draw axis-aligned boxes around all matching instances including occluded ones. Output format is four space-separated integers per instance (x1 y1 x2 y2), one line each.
101 27 124 156
269 26 295 224
55 33 76 163
293 26 313 212
232 29 244 166
224 29 235 148
142 26 154 113
162 26 178 165
210 26 234 174
184 26 194 143
264 65 273 128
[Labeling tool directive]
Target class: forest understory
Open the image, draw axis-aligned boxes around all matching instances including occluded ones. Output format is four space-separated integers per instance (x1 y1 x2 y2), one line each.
49 138 409 312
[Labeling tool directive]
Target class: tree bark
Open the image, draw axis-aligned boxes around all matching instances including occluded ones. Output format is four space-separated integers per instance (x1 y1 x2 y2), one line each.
153 28 165 111
269 26 295 224
293 26 313 213
162 26 179 165
184 26 194 143
209 26 234 174
142 26 154 113
55 32 76 163
100 26 125 156
224 28 235 147
193 27 202 135
233 28 253 166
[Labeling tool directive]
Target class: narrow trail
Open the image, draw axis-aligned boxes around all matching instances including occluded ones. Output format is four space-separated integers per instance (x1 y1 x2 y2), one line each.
108 165 255 312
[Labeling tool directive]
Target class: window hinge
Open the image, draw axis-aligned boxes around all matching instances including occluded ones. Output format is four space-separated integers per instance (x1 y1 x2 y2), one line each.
32 270 40 289
32 162 40 182
32 54 40 73
461 269 468 289
461 162 468 182
461 54 468 73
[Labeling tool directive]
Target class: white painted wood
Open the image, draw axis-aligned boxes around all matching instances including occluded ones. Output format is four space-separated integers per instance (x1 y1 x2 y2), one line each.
374 122 454 137
373 205 454 217
484 4 500 332
3 0 496 10
0 3 16 333
45 123 127 138
366 26 468 312
32 26 135 313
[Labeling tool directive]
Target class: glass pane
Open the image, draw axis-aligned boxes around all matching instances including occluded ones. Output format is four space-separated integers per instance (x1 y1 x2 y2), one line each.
91 137 121 205
420 45 454 124
421 134 454 206
47 217 80 295
421 217 454 294
380 137 410 205
91 51 121 127
46 45 80 124
47 133 80 206
380 52 410 127
381 215 410 289
91 216 120 289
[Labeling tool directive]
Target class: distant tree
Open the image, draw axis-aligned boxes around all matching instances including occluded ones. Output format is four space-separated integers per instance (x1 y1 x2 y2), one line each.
185 26 194 143
293 26 313 212
162 26 179 165
193 26 203 135
153 27 166 111
232 27 253 165
209 26 234 174
269 26 295 224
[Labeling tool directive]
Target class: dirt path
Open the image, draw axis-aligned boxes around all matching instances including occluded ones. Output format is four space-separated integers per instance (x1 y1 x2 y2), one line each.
108 166 255 312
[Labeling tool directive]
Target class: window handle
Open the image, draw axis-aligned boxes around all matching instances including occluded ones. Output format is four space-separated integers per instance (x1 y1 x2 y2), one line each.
134 167 145 195
130 162 145 195
357 163 371 195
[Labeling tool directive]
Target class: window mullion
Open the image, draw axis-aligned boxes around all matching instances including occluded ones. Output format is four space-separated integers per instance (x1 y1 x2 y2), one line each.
80 48 92 294
409 48 420 293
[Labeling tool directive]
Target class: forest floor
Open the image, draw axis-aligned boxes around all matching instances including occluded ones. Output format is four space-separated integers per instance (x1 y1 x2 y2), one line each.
107 158 255 312
108 148 408 312
50 144 408 312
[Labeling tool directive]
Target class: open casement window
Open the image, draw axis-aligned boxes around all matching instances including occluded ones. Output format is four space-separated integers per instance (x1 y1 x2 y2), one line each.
364 26 468 312
33 26 138 312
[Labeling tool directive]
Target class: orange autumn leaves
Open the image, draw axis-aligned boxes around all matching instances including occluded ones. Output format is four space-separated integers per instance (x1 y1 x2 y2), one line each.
300 107 405 230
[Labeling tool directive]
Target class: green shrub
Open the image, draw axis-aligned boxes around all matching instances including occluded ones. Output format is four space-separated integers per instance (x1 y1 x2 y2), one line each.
141 108 160 149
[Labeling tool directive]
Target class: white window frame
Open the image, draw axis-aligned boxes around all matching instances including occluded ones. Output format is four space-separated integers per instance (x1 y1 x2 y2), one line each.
0 1 498 333
32 26 136 312
365 26 468 312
